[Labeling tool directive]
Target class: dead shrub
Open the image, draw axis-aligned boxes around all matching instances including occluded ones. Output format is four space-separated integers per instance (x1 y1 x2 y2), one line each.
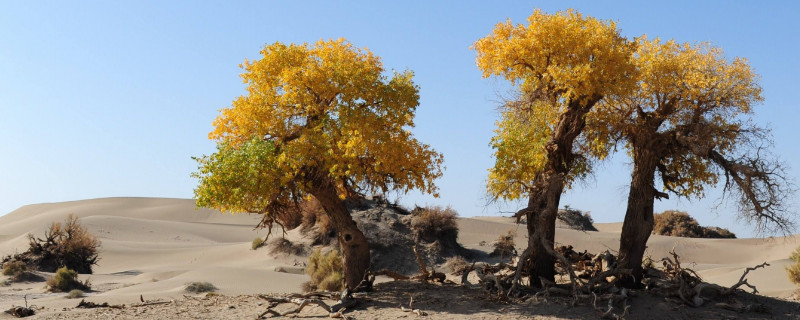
305 248 343 292
300 197 335 245
410 206 459 242
489 230 516 260
443 256 470 274
46 266 90 292
653 210 736 239
185 281 217 293
268 238 306 256
787 246 800 286
557 206 597 231
2 215 100 274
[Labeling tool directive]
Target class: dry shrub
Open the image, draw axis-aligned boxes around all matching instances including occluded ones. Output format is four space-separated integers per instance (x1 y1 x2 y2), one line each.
0 279 9 287
268 238 306 256
557 206 597 231
653 210 736 239
3 215 100 274
410 206 459 242
443 256 470 274
787 246 800 286
251 237 266 250
185 281 217 293
489 230 516 259
305 248 343 292
300 197 335 245
47 267 90 292
66 289 85 299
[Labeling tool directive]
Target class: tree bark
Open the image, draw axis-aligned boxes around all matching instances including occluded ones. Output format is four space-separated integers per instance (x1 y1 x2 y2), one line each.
617 143 659 287
523 97 598 286
307 170 371 290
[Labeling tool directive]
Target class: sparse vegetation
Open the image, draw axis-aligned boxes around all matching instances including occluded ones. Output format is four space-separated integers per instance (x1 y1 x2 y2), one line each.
787 246 800 286
410 206 459 242
489 230 516 260
66 289 85 299
557 206 597 231
0 279 10 287
653 210 736 239
443 256 470 274
304 248 343 292
251 237 265 250
2 215 100 274
185 281 217 293
47 266 90 292
268 238 306 256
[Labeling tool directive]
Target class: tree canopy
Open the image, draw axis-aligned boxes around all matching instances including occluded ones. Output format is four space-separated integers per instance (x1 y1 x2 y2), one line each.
194 38 443 223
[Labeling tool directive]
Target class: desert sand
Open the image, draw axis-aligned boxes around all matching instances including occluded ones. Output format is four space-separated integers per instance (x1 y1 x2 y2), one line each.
1 197 799 319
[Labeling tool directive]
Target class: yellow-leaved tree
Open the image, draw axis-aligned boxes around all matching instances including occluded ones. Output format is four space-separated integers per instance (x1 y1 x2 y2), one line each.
193 39 443 290
586 37 794 286
473 9 636 286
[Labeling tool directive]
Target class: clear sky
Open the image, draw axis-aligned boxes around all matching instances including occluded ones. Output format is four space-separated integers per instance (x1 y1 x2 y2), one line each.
1 1 798 238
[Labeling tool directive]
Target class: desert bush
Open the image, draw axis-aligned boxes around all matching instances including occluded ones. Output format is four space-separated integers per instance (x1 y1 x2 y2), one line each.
0 279 9 287
653 210 736 239
489 230 516 260
66 289 85 299
268 238 306 256
251 237 266 250
557 206 598 231
443 256 470 274
300 197 335 245
185 281 217 293
410 206 459 242
787 246 800 286
3 215 100 274
47 267 90 292
305 248 343 292
2 260 41 282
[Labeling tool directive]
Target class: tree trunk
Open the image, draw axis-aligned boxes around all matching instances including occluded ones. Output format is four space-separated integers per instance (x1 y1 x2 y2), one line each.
526 172 563 286
523 97 598 286
307 172 370 290
617 145 659 287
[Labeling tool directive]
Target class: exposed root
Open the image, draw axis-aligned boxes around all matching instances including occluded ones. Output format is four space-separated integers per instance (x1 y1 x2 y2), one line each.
257 288 358 319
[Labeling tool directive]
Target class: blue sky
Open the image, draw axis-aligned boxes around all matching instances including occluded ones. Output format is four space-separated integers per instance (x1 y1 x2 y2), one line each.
1 1 798 238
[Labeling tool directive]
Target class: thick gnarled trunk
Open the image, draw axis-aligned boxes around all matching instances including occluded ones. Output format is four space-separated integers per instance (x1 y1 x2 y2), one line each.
618 145 659 287
308 172 370 290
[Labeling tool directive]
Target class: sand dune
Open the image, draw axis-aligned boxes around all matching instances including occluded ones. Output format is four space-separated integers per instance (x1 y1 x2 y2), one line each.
1 197 798 318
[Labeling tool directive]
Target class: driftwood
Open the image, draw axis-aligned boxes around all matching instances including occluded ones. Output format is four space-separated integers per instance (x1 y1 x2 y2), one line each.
257 288 358 319
4 295 36 318
76 299 125 309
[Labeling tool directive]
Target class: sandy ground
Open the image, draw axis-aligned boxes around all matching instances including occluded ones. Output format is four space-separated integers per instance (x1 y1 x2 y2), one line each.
1 197 799 319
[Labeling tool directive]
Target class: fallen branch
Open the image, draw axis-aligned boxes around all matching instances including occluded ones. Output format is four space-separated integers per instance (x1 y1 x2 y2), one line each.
76 299 125 309
724 262 769 295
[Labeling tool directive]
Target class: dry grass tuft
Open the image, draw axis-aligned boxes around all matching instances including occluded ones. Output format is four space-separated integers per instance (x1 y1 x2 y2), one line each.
410 206 459 242
268 238 306 256
443 256 470 274
251 237 266 250
787 246 800 286
47 267 90 292
305 248 343 292
66 289 85 299
653 210 736 238
2 260 38 282
489 230 516 260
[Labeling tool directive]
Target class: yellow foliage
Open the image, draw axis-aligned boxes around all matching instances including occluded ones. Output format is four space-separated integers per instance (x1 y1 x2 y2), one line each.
586 36 763 198
194 39 443 218
474 9 636 200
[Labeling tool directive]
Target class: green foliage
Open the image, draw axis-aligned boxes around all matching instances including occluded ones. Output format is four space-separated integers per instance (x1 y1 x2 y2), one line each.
47 267 90 292
787 247 800 287
66 289 85 299
410 206 459 242
305 248 343 292
251 237 265 250
185 281 217 293
489 230 516 260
